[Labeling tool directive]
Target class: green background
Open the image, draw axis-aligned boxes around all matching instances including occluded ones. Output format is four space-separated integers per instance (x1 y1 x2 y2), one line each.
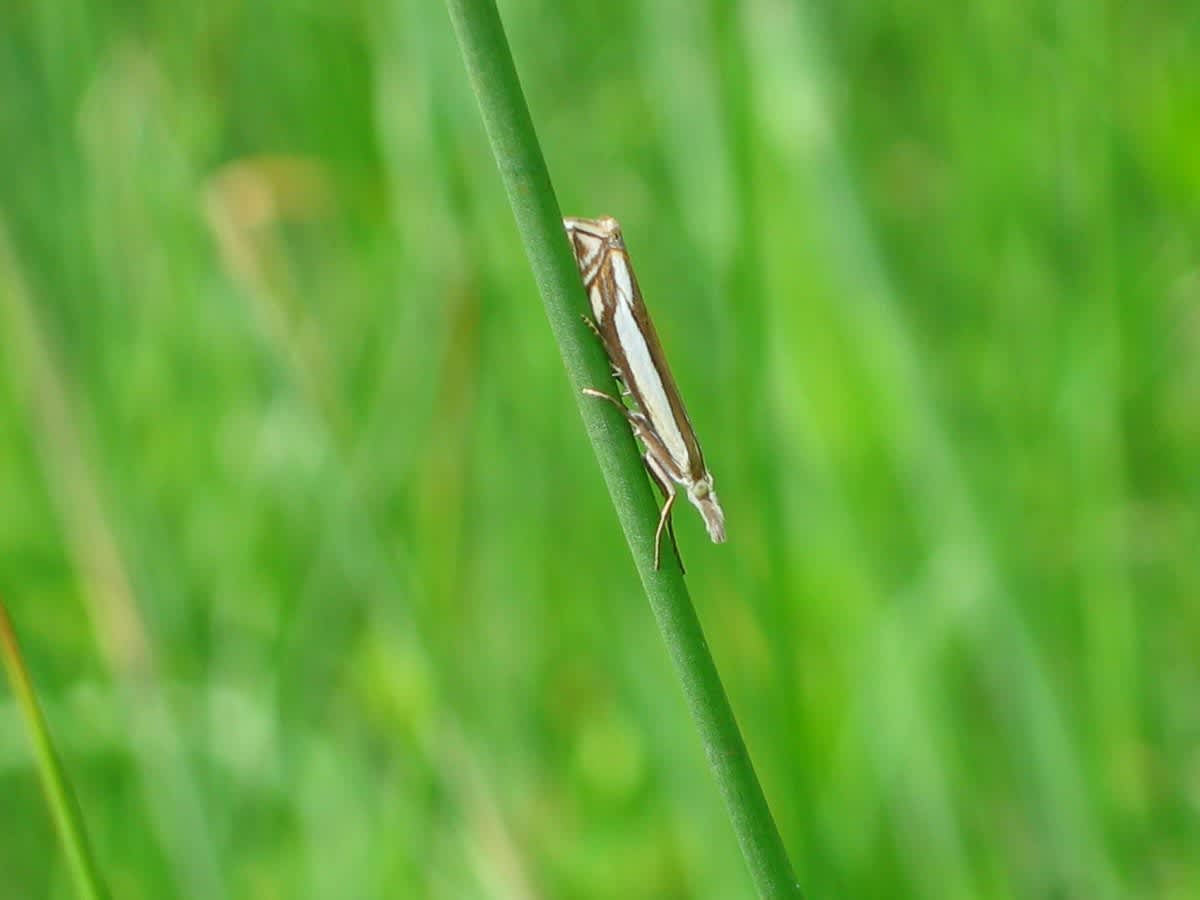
2 1 1198 897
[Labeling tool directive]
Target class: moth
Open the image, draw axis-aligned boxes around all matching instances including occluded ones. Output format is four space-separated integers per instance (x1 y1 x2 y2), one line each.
564 215 726 570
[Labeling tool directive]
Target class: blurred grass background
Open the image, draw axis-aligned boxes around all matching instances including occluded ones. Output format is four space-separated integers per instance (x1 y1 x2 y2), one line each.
1 0 1198 897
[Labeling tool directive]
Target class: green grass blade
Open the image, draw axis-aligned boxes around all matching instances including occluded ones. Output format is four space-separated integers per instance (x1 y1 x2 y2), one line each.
441 0 802 895
0 598 110 900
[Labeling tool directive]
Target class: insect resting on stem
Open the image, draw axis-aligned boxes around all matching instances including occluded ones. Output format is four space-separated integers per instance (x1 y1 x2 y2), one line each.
564 216 726 571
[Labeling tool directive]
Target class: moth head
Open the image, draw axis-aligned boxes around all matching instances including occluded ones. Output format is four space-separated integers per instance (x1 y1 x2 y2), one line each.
687 475 726 544
595 215 621 237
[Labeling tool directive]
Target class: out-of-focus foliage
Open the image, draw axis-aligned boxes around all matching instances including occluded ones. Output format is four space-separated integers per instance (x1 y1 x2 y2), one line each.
1 1 1197 897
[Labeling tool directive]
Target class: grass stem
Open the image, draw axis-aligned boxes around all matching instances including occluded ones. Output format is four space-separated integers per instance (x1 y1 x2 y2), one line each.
442 1 802 894
0 599 110 900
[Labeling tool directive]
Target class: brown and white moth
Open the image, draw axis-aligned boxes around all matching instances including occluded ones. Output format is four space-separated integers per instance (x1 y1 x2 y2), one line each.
564 216 726 570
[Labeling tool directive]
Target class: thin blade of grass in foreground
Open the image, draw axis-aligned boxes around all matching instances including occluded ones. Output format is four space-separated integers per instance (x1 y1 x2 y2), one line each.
441 0 802 895
0 598 110 900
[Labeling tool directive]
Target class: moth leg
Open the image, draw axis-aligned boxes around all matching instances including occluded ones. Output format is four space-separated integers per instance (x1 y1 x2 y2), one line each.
577 317 631 394
583 386 683 571
584 390 662 460
643 451 684 573
664 497 680 569
577 317 631 392
580 313 603 340
582 387 636 422
606 367 631 396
